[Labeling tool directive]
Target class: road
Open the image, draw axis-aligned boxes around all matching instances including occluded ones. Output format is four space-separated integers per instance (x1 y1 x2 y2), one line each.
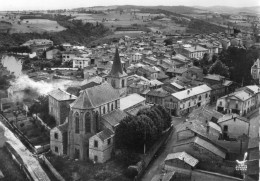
248 108 259 138
141 117 185 181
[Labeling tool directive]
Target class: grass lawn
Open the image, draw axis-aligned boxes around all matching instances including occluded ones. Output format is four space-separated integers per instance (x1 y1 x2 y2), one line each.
46 153 131 181
0 148 27 181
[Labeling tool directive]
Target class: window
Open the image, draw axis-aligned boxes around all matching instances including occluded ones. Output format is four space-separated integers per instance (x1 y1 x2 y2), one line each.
75 112 80 133
235 103 238 109
198 95 202 101
122 79 125 88
219 101 222 106
115 100 118 109
103 107 106 114
188 102 191 107
107 138 111 145
55 146 58 153
85 112 91 133
205 93 208 98
111 104 114 111
223 125 228 132
75 148 80 159
94 140 98 148
107 103 110 112
94 155 98 162
111 79 116 88
54 133 58 139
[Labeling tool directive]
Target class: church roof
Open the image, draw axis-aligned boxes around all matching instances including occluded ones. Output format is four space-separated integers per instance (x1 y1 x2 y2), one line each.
70 82 120 109
107 48 127 78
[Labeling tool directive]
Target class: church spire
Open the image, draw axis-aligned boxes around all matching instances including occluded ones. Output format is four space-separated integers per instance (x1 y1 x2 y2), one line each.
108 48 127 77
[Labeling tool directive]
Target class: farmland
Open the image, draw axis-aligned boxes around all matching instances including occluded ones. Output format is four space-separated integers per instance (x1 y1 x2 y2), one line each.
0 13 66 34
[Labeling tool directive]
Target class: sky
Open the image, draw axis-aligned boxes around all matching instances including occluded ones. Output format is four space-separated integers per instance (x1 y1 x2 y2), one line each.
0 0 259 11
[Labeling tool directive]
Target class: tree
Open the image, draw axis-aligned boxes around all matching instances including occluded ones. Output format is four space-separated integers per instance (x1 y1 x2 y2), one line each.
164 38 173 46
208 59 230 77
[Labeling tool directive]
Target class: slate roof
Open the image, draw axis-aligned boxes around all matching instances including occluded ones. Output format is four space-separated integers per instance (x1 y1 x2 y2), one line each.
120 93 146 111
107 48 127 78
57 121 68 133
165 152 199 167
102 109 128 127
70 83 119 109
172 84 211 101
48 89 77 101
96 128 114 141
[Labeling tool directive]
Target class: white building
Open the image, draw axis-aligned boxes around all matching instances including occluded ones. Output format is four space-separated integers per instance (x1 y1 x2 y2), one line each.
72 56 90 69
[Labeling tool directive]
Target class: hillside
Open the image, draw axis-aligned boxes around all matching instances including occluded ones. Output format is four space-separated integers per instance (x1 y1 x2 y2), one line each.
196 6 260 14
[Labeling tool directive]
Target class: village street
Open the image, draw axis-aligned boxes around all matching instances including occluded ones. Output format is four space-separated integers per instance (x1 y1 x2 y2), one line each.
141 116 185 181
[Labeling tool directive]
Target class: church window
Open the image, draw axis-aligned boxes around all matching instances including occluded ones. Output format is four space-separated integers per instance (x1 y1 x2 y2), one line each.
75 112 79 133
85 112 91 133
103 107 106 114
122 79 125 88
111 79 116 88
111 104 114 111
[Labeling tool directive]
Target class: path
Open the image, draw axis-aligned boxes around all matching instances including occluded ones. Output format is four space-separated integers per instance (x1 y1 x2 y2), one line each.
141 117 185 181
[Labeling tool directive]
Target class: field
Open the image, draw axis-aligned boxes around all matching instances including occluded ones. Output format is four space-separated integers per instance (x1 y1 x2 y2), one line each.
0 14 66 34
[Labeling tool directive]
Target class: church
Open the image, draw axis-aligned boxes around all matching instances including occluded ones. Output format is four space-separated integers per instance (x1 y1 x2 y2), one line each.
50 48 130 163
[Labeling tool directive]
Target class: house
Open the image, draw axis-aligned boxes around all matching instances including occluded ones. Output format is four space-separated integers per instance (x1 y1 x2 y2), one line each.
217 114 249 139
72 56 90 69
216 85 260 116
61 51 78 63
136 65 158 80
89 128 114 163
130 52 143 63
48 89 77 125
146 88 171 106
181 45 209 60
50 121 68 156
176 120 221 142
166 68 188 78
22 39 53 55
164 152 199 170
120 93 146 112
251 58 260 84
173 136 227 162
164 84 211 116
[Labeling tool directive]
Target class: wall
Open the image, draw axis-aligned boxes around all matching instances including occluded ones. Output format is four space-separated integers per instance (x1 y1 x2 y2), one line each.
50 128 64 156
218 119 249 139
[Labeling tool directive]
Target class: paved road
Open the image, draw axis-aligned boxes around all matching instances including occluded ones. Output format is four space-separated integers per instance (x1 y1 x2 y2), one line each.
141 117 185 181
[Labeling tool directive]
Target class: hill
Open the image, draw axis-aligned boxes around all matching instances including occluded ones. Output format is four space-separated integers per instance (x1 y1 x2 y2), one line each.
196 6 260 14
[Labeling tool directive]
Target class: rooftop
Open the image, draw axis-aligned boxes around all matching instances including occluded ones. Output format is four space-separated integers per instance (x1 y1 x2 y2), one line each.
120 93 146 111
102 109 128 127
172 84 211 101
165 151 199 167
48 89 77 101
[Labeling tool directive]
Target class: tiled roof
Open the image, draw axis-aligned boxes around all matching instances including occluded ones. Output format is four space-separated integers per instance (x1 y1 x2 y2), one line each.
102 109 128 127
48 89 77 101
165 151 199 167
147 88 171 97
70 83 119 109
96 128 114 141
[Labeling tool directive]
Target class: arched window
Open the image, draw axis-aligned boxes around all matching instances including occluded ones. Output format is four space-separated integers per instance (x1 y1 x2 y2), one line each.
103 107 106 114
75 112 79 133
85 112 91 133
111 104 114 111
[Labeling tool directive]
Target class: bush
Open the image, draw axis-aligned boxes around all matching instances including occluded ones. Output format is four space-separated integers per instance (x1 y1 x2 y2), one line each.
124 167 138 179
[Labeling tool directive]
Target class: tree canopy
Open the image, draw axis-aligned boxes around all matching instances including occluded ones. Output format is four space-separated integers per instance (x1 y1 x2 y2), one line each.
115 105 172 153
208 59 230 77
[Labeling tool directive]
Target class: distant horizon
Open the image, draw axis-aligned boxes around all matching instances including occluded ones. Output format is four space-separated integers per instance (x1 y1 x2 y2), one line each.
0 0 259 11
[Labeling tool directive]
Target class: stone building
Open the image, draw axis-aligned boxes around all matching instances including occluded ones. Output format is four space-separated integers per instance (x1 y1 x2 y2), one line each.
251 58 260 84
50 121 68 156
106 48 128 97
48 89 77 126
67 82 120 160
